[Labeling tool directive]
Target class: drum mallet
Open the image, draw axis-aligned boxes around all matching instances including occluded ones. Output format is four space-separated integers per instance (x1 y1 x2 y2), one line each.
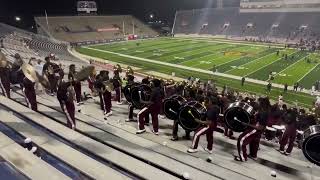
169 108 177 115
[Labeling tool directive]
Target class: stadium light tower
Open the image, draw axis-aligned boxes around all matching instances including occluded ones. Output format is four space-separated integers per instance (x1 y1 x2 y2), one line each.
15 16 21 22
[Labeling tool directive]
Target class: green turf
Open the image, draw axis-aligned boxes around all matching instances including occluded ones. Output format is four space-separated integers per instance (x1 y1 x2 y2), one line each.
76 38 320 108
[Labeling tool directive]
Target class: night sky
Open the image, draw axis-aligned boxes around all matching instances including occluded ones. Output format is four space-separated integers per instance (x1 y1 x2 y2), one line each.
0 0 239 30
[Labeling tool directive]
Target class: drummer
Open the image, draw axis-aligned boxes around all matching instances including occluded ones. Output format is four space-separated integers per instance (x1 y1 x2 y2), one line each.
234 97 270 162
0 53 11 98
187 96 220 154
277 109 298 155
136 79 162 135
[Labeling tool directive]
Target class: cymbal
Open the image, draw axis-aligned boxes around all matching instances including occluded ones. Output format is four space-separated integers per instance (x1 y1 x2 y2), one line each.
74 66 95 81
103 81 114 92
36 72 50 89
22 63 38 82
0 52 8 68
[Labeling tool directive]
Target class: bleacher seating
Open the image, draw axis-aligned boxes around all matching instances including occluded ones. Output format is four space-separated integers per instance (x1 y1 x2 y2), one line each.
173 8 320 42
34 15 158 43
0 23 84 65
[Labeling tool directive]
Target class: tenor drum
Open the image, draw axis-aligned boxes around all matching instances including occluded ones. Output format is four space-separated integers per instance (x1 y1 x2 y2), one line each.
178 101 207 131
302 125 320 166
224 102 254 132
265 127 276 141
272 125 285 139
163 95 187 120
130 84 152 109
123 83 137 102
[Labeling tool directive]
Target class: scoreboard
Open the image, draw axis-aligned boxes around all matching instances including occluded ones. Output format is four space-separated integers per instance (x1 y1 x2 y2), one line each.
77 1 97 13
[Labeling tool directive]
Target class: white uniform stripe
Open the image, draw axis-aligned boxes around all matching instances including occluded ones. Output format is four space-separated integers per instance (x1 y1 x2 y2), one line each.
137 107 148 127
101 93 106 113
0 81 7 97
23 88 31 109
239 129 257 160
62 101 74 127
192 126 209 148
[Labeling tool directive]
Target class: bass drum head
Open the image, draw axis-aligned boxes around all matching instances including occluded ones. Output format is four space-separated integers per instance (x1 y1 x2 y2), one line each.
225 106 251 132
302 125 320 166
178 102 206 131
131 84 151 109
163 95 186 120
123 83 139 102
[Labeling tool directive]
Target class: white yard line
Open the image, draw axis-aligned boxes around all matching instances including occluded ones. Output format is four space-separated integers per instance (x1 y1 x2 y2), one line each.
274 54 311 78
83 46 317 96
244 51 296 77
224 52 276 73
297 63 320 82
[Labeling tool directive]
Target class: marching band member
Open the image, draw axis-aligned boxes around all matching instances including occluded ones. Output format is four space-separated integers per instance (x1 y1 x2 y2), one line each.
278 94 284 106
234 97 270 162
136 79 162 135
42 57 57 95
278 109 298 155
68 64 82 105
95 71 112 118
57 81 76 130
113 69 122 105
187 96 220 154
0 53 11 98
22 76 37 111
125 75 136 122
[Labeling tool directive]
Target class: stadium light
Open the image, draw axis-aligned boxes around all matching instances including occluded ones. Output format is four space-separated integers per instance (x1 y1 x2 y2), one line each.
149 14 154 19
15 16 21 22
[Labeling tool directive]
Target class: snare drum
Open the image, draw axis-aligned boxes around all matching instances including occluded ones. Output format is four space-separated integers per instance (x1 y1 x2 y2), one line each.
178 101 207 131
302 125 320 166
272 125 285 139
224 102 255 132
265 127 276 141
163 95 187 120
123 82 139 103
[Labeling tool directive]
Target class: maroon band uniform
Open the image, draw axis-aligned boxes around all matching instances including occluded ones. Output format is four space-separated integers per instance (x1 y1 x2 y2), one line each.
137 86 162 133
57 82 76 129
237 112 268 161
0 67 11 98
68 72 82 104
190 105 220 151
23 77 37 111
279 112 298 154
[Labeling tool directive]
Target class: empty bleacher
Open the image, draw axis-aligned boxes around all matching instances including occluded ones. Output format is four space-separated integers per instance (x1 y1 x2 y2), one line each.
35 15 159 43
173 8 320 42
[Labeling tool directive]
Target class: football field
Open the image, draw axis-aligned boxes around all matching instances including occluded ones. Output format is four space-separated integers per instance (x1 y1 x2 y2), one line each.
76 37 320 107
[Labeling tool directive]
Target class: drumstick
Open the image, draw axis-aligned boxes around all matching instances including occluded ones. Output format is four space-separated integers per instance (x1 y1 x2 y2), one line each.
138 91 142 99
233 117 248 126
169 108 177 115
188 110 195 118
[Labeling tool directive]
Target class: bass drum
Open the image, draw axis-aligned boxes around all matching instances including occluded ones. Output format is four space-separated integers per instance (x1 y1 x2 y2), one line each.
224 102 254 132
178 101 207 131
163 95 187 120
302 125 320 166
123 83 139 103
131 84 152 109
